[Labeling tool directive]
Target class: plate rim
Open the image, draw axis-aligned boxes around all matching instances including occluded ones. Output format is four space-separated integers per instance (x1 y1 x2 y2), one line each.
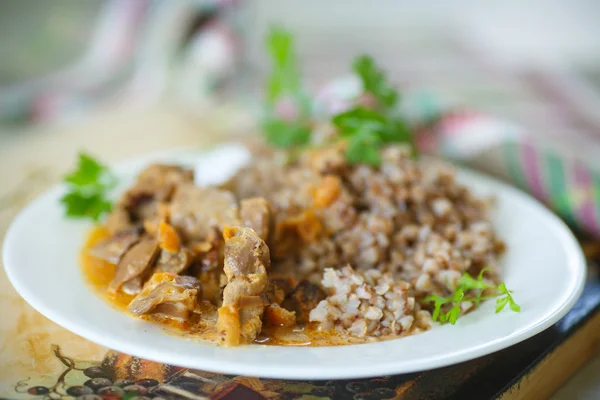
2 146 587 379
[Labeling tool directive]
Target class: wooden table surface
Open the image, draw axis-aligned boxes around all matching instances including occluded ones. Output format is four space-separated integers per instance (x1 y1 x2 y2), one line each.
0 104 597 399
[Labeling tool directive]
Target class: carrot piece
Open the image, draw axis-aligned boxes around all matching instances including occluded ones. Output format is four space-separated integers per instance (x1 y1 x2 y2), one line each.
217 305 241 347
222 226 238 240
158 221 180 253
296 210 322 243
313 175 341 207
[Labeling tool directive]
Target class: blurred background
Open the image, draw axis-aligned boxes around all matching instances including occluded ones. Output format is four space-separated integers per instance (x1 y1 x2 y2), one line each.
1 0 600 128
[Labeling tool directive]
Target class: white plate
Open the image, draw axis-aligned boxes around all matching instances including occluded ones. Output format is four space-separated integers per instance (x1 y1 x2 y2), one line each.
3 145 586 379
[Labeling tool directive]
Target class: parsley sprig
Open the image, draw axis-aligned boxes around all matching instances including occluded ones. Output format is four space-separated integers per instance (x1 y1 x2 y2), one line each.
353 55 398 111
60 152 116 221
423 268 520 325
332 55 415 166
263 26 312 149
261 28 416 165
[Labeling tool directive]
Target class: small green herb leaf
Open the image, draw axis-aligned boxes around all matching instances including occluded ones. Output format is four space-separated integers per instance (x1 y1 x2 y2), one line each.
446 305 461 325
379 118 413 145
61 192 112 222
344 122 384 166
333 106 416 165
331 55 417 165
497 282 521 313
265 26 302 106
458 272 493 291
263 119 312 149
495 296 510 313
64 153 113 189
477 266 492 281
509 299 521 312
332 107 386 134
263 26 312 149
423 294 449 322
423 269 520 325
447 288 465 325
353 55 398 110
61 152 115 221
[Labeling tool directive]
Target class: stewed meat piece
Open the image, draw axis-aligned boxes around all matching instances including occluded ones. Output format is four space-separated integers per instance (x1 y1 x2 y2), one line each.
222 227 270 278
121 276 145 295
88 228 141 264
170 184 240 242
109 238 159 294
129 273 202 320
105 164 193 234
105 208 134 236
264 304 296 327
217 227 270 346
282 280 326 323
155 249 192 275
136 164 194 188
240 197 272 241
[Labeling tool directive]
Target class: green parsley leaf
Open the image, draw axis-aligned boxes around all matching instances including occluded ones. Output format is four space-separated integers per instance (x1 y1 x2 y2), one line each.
265 26 302 105
263 118 312 149
457 271 494 292
423 294 448 322
495 296 510 313
332 107 385 165
510 299 521 312
332 107 386 134
446 288 465 325
61 152 115 221
458 268 495 306
263 26 312 149
497 282 521 313
344 123 383 166
353 55 398 110
345 138 381 166
446 305 461 325
380 118 413 145
477 266 492 281
60 192 112 221
64 153 109 188
333 106 416 165
423 269 520 325
331 55 417 165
